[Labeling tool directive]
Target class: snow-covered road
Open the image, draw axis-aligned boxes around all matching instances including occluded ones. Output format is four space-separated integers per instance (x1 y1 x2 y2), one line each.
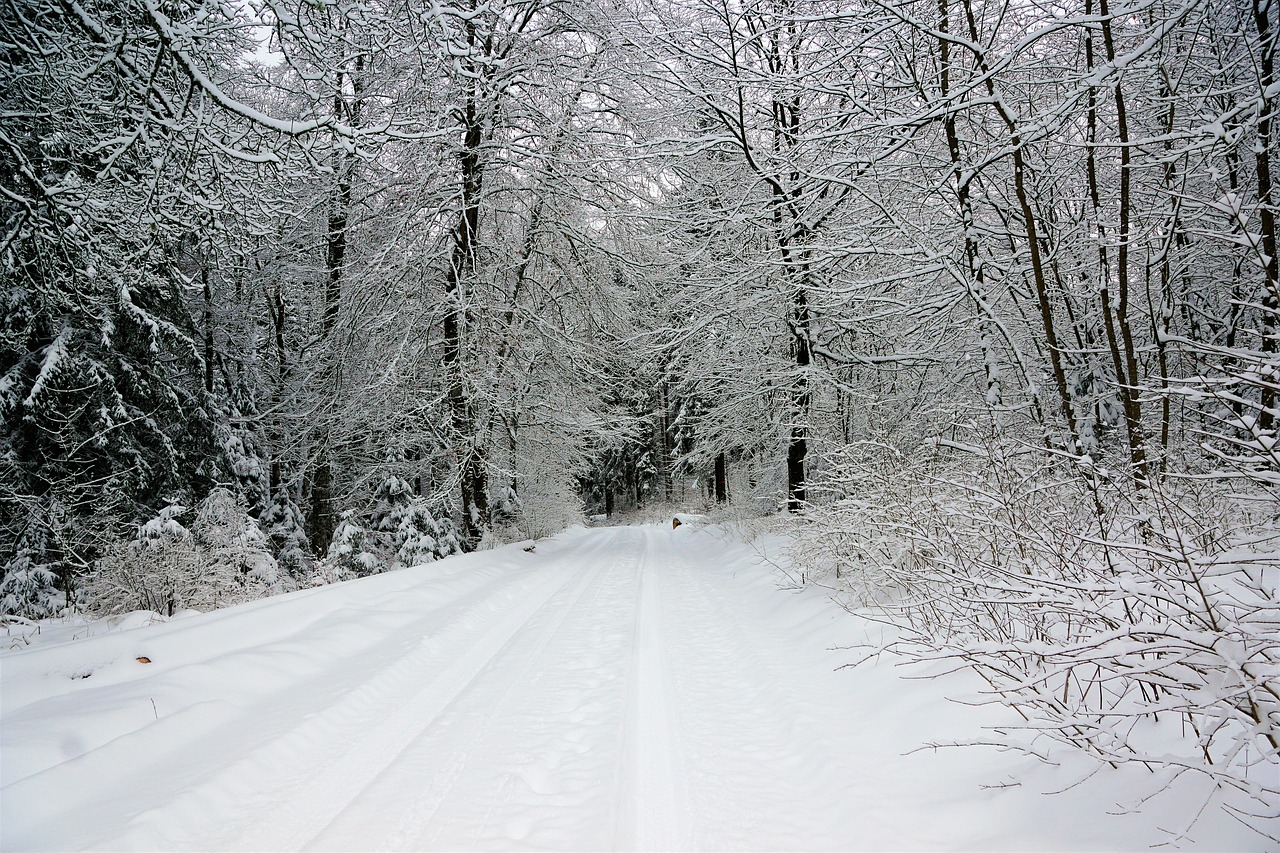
1 525 1266 851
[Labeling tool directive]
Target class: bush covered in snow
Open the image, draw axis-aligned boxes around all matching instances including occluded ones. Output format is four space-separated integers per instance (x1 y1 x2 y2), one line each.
497 433 587 542
87 489 280 615
195 489 280 588
372 476 461 566
319 477 460 579
513 471 585 541
262 485 310 582
801 442 1280 838
324 511 382 580
0 551 62 619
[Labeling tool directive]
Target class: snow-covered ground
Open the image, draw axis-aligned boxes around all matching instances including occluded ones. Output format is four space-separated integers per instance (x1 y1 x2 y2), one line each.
0 524 1268 850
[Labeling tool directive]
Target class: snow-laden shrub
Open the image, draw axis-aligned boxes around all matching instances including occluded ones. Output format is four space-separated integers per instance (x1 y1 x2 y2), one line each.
490 484 521 527
222 420 269 516
804 442 1280 839
511 470 584 541
1164 301 1280 491
324 511 383 579
476 485 524 550
87 503 198 616
87 491 280 615
371 476 460 566
194 488 279 587
319 478 460 579
0 551 61 619
261 485 309 582
0 479 122 618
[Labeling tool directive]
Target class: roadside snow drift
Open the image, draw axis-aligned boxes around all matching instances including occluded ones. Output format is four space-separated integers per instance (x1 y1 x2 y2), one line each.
0 524 1268 850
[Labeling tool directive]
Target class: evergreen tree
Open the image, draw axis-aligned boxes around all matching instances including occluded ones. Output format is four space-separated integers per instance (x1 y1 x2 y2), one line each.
1 0 258 614
369 477 460 568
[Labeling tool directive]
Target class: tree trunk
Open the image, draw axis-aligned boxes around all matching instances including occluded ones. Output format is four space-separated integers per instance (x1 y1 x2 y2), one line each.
307 56 364 553
787 287 810 511
1151 44 1185 469
1253 0 1278 431
307 439 336 549
714 451 728 503
1098 0 1149 480
444 50 489 546
958 0 1079 449
938 0 1003 416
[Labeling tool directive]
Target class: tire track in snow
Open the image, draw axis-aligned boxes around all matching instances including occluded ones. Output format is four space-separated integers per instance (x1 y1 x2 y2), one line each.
463 532 645 845
251 566 587 849
104 533 627 851
465 535 634 840
658 530 870 850
2 560 556 851
615 526 693 851
306 528 635 850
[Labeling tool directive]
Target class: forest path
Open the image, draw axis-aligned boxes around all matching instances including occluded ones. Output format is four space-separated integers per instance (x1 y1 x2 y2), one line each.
1 525 890 851
4 524 1262 851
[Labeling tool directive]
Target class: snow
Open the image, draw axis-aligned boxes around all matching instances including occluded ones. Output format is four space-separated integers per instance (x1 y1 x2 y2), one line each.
0 525 1269 851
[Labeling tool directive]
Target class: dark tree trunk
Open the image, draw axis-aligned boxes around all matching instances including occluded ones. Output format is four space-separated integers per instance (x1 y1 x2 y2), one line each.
308 163 350 552
654 380 673 502
307 55 364 553
958 0 1079 449
268 282 287 497
1151 45 1186 469
786 286 810 512
938 0 1004 415
308 211 345 548
714 451 727 503
444 39 490 546
1098 0 1148 480
322 174 351 338
307 441 336 549
1253 0 1277 431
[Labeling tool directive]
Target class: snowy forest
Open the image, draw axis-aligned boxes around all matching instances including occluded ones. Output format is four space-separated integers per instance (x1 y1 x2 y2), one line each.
1 0 1277 833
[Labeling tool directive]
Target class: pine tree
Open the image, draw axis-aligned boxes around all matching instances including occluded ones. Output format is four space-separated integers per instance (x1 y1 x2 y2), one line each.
369 477 460 568
1 0 243 614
